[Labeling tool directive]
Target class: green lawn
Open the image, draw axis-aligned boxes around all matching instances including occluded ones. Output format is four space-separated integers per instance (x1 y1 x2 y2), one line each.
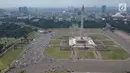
44 47 71 59
52 35 62 39
52 34 69 39
27 32 36 40
102 40 116 45
89 34 108 39
99 46 129 60
0 48 23 70
89 34 129 60
75 48 95 59
78 51 95 59
50 40 60 45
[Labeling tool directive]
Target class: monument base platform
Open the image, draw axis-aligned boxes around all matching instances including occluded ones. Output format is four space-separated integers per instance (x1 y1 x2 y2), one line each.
69 36 97 48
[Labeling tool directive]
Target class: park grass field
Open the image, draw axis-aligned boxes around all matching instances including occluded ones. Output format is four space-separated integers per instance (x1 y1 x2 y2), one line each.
102 40 116 45
0 47 24 70
89 34 108 39
50 39 60 45
75 48 95 59
46 30 71 59
51 29 70 39
27 31 36 40
89 34 129 60
52 34 69 39
78 51 95 59
99 46 129 60
44 47 71 59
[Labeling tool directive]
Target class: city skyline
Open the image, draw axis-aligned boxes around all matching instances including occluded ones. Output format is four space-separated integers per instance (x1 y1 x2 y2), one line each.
0 0 129 8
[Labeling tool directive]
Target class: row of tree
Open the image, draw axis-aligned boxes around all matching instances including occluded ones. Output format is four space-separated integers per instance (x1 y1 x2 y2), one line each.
25 19 107 29
0 23 35 53
0 23 35 38
25 19 72 29
26 18 130 33
78 20 106 28
107 20 130 33
2 17 130 33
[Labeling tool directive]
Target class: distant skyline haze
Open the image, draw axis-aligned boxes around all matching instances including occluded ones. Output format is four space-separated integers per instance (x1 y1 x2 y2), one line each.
0 0 129 8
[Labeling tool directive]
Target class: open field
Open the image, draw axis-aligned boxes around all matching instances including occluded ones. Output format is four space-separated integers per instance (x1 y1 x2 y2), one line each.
78 51 95 59
102 40 116 45
89 34 129 60
50 39 60 45
75 48 95 59
89 34 108 39
0 47 24 70
45 31 71 59
27 32 36 40
51 29 70 39
99 46 129 60
52 34 70 39
45 47 71 59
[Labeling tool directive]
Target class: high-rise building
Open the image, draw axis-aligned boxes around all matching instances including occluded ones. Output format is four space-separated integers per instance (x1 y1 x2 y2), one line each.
19 7 28 15
74 8 78 14
68 6 74 13
101 5 106 13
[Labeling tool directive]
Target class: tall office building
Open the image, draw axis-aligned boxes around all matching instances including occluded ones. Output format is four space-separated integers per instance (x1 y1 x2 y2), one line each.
101 5 106 13
19 7 28 15
68 6 74 13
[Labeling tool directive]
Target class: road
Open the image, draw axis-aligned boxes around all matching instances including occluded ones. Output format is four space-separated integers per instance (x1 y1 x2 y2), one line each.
7 29 130 73
8 60 130 73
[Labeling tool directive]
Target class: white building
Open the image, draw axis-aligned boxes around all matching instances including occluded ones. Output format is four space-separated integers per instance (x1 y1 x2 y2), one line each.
112 13 125 20
17 15 34 19
32 19 39 22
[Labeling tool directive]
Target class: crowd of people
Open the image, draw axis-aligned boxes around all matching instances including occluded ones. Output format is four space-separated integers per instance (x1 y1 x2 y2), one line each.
6 32 74 73
45 66 74 73
13 33 54 68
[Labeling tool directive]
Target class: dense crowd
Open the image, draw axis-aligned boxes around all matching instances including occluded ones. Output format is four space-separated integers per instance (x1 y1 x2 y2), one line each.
12 33 54 68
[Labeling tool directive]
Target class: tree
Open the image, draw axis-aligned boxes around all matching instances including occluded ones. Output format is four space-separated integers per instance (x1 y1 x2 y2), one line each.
0 44 4 53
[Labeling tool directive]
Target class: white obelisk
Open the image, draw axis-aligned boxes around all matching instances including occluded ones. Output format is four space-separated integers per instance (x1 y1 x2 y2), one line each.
80 5 84 39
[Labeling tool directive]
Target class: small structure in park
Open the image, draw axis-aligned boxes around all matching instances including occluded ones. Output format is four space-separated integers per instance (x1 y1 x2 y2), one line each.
69 5 97 49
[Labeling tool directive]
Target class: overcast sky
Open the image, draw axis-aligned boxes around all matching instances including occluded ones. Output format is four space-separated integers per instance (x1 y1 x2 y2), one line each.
0 0 130 8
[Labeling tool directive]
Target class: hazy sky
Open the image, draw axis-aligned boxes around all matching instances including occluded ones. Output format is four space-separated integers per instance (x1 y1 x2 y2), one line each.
0 0 130 8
